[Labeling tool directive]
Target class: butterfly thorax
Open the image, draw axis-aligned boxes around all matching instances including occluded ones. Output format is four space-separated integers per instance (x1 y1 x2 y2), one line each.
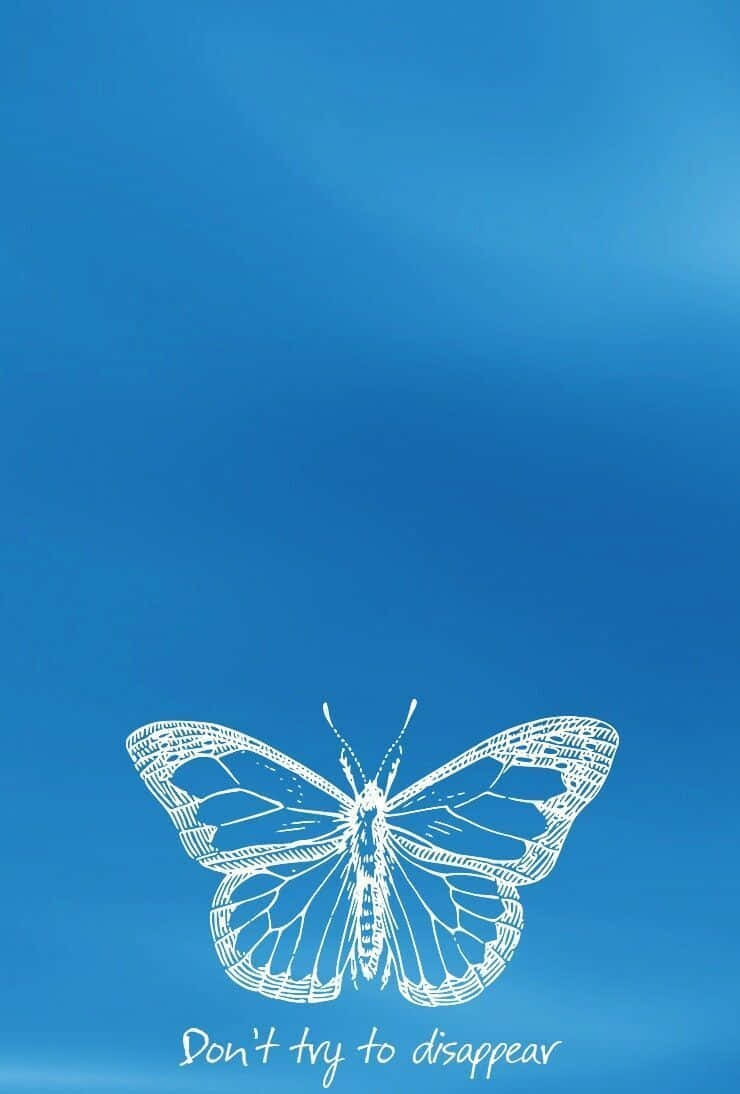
349 780 388 980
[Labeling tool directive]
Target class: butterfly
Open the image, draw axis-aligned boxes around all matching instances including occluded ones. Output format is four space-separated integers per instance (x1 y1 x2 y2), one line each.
125 700 618 1006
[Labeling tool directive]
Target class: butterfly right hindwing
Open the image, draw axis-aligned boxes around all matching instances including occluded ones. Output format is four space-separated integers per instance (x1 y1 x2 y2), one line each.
381 839 523 1005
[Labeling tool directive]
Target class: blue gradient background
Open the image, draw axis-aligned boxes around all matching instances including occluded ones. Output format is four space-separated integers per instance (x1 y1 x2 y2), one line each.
2 2 739 1091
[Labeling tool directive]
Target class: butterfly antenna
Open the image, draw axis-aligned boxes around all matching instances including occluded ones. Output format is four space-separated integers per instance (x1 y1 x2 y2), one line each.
401 697 418 733
322 701 366 790
376 697 417 789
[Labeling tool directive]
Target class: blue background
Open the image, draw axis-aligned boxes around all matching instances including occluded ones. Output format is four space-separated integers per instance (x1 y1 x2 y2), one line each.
2 2 739 1090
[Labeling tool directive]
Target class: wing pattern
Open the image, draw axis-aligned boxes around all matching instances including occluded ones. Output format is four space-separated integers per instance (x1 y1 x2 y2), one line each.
382 716 618 1004
126 713 618 1005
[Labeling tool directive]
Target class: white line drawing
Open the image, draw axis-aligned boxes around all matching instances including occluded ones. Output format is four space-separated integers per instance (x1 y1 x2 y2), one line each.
125 701 618 1006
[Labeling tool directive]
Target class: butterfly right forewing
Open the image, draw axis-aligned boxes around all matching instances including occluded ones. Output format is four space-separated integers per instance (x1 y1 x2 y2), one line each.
387 716 618 885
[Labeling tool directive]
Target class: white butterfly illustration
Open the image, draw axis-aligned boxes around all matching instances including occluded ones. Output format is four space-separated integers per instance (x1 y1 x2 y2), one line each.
125 700 618 1006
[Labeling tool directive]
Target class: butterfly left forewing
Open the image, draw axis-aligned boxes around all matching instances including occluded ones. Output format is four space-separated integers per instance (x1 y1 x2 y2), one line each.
126 720 352 872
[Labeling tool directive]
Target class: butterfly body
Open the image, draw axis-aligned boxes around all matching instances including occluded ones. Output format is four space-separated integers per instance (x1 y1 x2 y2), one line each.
126 707 618 1006
348 779 389 980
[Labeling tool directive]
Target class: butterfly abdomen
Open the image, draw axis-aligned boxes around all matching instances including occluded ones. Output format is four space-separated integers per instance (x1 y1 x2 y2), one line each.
350 782 388 981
